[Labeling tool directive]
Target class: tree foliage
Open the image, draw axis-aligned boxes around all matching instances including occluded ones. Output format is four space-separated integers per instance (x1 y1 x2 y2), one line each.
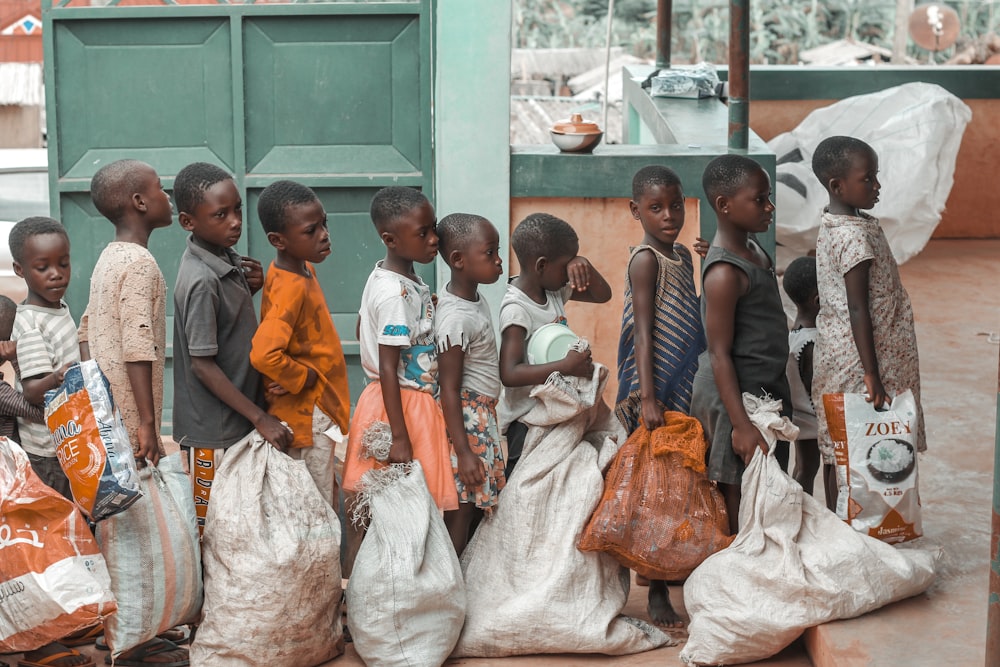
514 0 1000 64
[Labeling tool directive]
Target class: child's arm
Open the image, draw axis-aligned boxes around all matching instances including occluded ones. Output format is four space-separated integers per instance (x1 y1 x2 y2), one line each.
0 376 44 423
628 250 664 430
844 260 886 408
702 263 768 464
799 341 815 396
77 310 91 361
378 344 413 464
0 341 15 364
190 356 293 450
499 325 593 387
21 364 73 406
240 256 265 295
125 360 161 465
566 256 613 303
438 345 485 488
250 295 318 398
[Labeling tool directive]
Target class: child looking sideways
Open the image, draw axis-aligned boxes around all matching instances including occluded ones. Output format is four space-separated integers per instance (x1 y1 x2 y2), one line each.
498 213 612 475
615 165 706 628
79 160 173 468
0 295 44 443
342 186 457 511
434 213 506 554
810 136 926 464
172 162 291 532
690 155 791 535
782 256 833 508
250 180 350 507
8 217 79 500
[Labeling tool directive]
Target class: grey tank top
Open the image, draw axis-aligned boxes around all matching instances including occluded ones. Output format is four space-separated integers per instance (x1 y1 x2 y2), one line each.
695 241 791 405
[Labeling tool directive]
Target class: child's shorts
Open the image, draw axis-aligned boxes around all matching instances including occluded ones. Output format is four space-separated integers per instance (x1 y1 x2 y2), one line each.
449 389 505 512
343 382 459 512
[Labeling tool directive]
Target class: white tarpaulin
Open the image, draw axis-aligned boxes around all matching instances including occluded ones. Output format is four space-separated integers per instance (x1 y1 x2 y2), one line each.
771 82 971 267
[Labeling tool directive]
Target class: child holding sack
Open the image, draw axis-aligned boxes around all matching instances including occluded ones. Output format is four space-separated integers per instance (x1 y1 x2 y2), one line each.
613 165 706 627
810 136 926 464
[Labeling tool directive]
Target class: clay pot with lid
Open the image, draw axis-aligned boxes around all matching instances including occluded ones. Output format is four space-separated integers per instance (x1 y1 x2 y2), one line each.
550 113 604 153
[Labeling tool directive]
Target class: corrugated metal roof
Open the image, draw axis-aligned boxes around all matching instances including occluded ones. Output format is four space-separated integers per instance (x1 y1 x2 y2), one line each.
0 62 42 105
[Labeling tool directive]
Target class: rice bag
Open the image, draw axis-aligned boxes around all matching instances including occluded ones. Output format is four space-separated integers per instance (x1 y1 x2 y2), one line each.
44 360 142 521
822 390 922 543
0 436 116 652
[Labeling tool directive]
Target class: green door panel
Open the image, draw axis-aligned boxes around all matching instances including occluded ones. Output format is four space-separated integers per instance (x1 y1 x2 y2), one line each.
52 18 235 180
244 15 423 175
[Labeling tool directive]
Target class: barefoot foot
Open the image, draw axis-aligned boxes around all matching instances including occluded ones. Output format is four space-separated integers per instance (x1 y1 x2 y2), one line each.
648 580 685 628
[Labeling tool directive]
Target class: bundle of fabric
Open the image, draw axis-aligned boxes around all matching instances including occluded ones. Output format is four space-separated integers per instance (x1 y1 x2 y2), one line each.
680 393 937 665
454 365 673 658
579 411 732 580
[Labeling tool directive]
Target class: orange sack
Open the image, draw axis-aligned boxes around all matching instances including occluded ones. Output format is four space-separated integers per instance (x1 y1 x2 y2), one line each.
579 412 733 580
0 437 116 652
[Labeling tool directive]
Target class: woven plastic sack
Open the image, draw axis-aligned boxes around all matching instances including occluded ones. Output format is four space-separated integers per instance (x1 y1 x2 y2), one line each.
44 360 142 521
347 460 465 667
823 390 921 543
191 431 344 667
97 452 202 659
680 394 937 666
454 365 672 658
579 411 732 580
0 436 116 652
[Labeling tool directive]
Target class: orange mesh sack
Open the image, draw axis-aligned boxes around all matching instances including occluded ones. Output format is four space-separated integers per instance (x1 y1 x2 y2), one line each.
579 411 733 580
0 436 116 652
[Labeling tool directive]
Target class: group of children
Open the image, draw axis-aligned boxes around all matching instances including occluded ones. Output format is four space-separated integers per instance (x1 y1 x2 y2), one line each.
0 133 925 667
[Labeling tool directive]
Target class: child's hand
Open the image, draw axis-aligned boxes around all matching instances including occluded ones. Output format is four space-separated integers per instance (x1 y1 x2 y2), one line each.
560 348 594 378
266 381 289 397
863 372 888 409
389 434 413 464
241 256 264 292
455 444 486 488
135 422 161 467
255 413 293 452
641 398 664 431
56 361 75 383
693 237 710 258
0 340 15 363
567 256 594 292
731 423 768 465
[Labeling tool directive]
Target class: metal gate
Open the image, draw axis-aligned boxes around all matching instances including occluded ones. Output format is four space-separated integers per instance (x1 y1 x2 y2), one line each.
42 0 434 428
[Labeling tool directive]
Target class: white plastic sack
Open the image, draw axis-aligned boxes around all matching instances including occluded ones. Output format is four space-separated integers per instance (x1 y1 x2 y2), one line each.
454 364 673 658
823 390 922 543
191 431 343 667
0 437 116 652
680 394 937 665
770 82 972 267
97 453 202 659
347 460 465 667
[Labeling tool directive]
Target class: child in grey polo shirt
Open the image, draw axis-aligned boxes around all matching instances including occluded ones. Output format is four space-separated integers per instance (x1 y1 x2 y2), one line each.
171 162 292 533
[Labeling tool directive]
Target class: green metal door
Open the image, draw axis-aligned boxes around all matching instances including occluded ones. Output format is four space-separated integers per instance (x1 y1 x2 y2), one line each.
42 0 434 431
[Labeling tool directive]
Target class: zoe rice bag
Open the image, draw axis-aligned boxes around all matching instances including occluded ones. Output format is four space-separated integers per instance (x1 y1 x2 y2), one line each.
822 390 921 543
44 360 142 521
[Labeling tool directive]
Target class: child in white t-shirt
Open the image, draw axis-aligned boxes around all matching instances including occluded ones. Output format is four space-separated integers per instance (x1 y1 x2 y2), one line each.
497 213 612 475
435 213 507 555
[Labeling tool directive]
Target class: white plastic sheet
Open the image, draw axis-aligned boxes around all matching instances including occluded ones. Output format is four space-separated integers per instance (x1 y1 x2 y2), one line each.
771 82 972 267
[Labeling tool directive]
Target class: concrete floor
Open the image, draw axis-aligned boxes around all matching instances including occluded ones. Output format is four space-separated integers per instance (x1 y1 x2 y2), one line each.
5 239 996 667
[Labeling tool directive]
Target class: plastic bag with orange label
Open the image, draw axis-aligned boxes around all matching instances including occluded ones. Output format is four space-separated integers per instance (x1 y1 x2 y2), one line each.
44 360 142 521
0 436 117 652
822 390 922 544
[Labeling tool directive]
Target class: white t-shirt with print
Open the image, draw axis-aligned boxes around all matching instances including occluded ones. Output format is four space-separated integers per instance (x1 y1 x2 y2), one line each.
358 262 437 394
434 288 500 399
497 282 573 431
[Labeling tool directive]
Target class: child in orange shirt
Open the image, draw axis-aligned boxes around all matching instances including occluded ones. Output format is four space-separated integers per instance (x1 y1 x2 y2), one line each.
250 180 350 507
